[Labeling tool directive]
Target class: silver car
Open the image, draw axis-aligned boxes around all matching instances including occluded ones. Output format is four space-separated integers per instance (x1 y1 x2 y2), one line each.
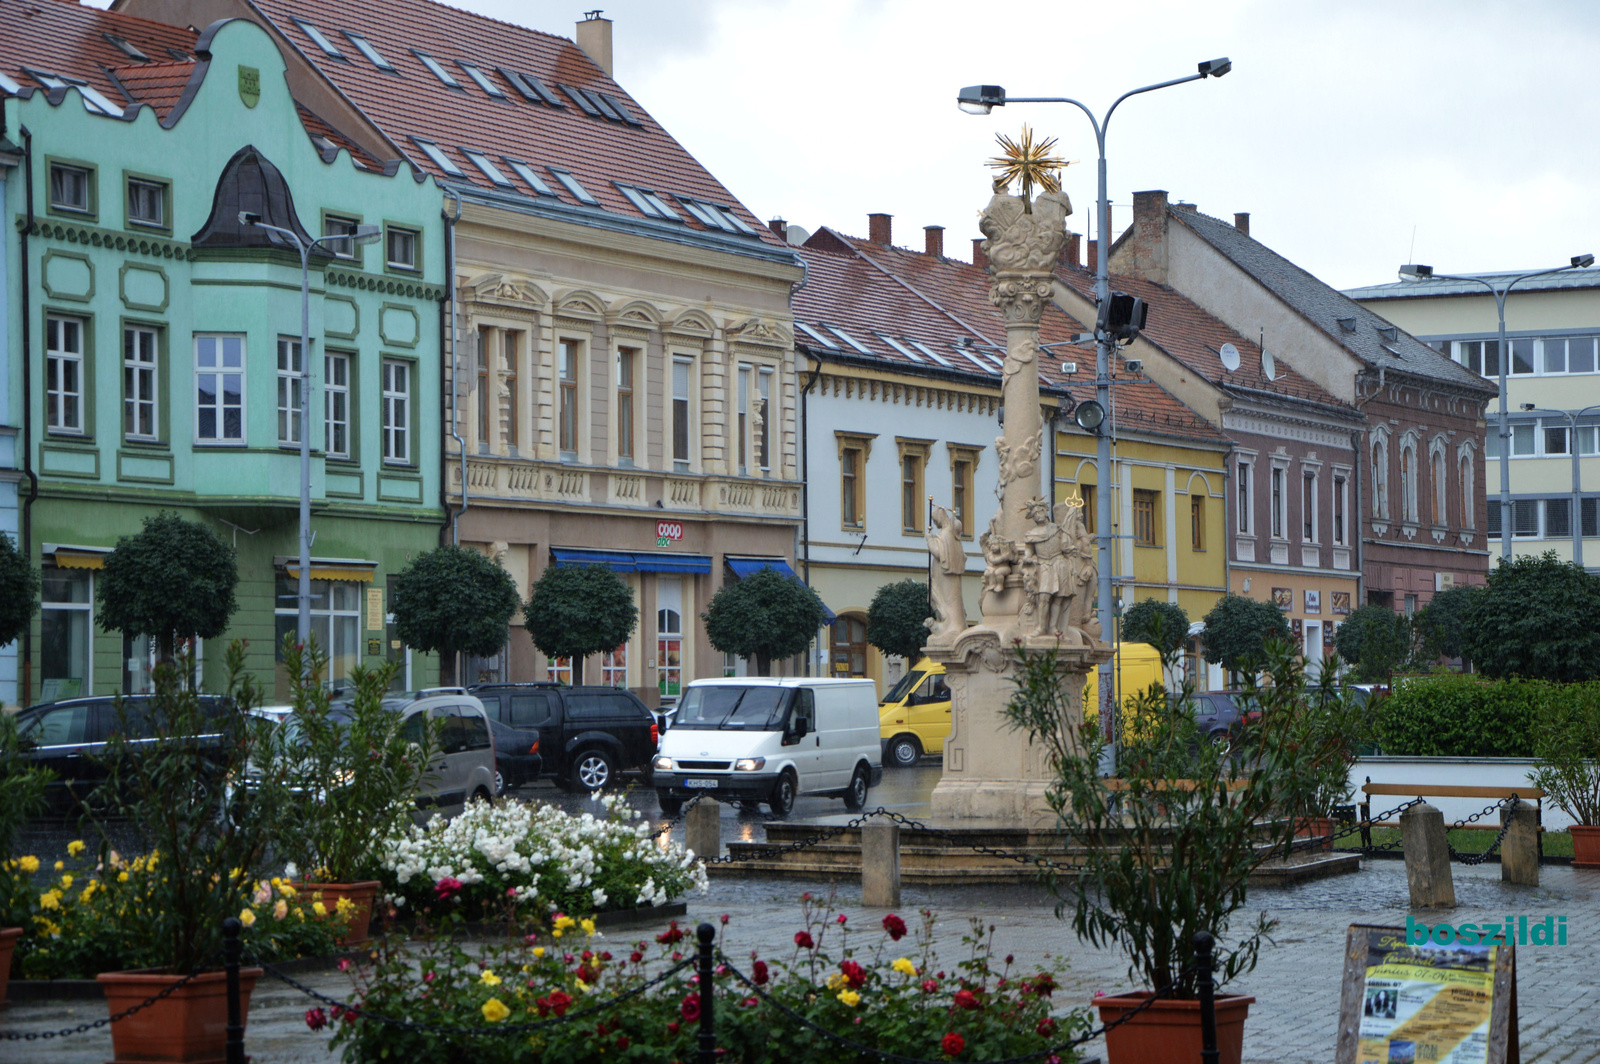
348 688 498 817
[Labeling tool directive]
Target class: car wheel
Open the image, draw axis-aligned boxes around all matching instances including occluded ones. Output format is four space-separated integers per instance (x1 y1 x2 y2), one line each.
472 786 493 805
573 750 615 792
494 771 505 797
658 793 683 817
767 771 797 818
886 736 921 767
843 764 870 811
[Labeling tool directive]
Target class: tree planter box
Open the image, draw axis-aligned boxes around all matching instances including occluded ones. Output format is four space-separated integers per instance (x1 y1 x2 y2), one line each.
0 928 20 1009
1094 991 1253 1064
98 968 261 1064
303 880 381 946
1294 817 1335 852
1570 825 1600 868
386 899 687 938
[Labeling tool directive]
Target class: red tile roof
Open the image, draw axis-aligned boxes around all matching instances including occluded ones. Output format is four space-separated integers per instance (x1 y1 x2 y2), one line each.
296 102 383 171
796 230 1228 445
0 1 197 115
110 60 196 119
247 0 783 245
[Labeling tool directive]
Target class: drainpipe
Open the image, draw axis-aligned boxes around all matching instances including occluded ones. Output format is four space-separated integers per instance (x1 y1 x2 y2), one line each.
443 188 465 545
800 353 821 676
18 126 36 705
1350 428 1365 613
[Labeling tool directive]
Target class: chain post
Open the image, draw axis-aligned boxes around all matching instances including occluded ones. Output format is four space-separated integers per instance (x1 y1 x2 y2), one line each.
223 917 245 1064
696 922 716 1064
1194 930 1218 1064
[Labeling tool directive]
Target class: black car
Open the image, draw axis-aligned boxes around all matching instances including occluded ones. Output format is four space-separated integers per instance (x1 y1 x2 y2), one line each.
469 684 658 791
15 695 230 813
484 717 542 795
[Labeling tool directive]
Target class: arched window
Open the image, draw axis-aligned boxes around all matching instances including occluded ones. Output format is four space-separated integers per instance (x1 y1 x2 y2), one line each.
1371 437 1389 519
1399 441 1418 523
1431 449 1447 525
1459 445 1477 529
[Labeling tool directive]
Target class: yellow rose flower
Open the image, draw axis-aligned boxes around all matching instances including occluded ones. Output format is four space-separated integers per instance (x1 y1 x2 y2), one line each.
53 861 63 872
279 883 297 899
313 901 328 918
38 890 61 911
480 970 502 987
825 972 845 991
79 886 95 905
66 840 85 857
574 978 589 993
239 908 257 928
892 958 918 977
273 899 289 920
580 918 596 937
335 897 354 915
18 856 39 874
532 947 545 958
553 915 576 933
117 871 129 883
837 989 861 1007
59 875 73 889
481 998 510 1023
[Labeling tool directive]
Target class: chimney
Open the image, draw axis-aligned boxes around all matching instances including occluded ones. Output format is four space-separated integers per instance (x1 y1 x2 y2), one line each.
868 213 892 246
1085 240 1097 273
768 217 788 241
1063 232 1081 269
1121 190 1170 284
972 238 988 271
924 225 944 258
576 12 613 77
1233 212 1250 236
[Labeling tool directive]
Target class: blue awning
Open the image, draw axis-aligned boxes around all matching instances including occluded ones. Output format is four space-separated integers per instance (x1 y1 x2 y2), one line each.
724 557 835 623
551 548 712 575
633 551 712 574
551 548 637 572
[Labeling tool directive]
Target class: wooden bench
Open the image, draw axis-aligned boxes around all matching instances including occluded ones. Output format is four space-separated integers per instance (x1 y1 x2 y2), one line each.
1358 780 1545 856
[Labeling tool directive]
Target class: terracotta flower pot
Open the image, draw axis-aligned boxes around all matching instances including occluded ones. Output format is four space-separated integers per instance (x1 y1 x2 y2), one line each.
1295 816 1336 853
304 880 381 946
1094 990 1254 1064
1570 824 1600 869
98 967 261 1063
0 927 22 1007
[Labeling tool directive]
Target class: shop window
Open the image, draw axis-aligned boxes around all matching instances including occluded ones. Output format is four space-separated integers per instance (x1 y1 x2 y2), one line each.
273 576 363 698
40 569 93 700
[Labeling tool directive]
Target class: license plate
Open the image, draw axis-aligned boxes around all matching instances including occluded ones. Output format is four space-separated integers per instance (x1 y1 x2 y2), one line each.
684 778 719 789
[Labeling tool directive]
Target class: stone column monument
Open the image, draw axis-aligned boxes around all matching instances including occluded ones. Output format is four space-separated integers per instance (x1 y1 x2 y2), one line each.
926 149 1113 824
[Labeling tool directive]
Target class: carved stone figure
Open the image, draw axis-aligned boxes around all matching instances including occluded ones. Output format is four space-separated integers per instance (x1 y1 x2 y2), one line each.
924 505 967 646
1063 501 1100 639
978 514 1013 596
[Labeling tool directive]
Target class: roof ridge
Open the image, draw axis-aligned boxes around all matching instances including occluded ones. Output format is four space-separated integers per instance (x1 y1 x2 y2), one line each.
836 231 997 347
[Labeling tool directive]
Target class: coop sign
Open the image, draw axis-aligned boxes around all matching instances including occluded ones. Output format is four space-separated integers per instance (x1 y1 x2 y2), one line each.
657 520 684 547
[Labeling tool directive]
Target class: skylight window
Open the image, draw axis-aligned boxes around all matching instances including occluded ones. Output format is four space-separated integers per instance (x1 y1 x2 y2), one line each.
678 197 757 236
104 34 150 62
166 48 192 62
0 72 20 95
342 32 396 73
877 334 924 362
292 18 344 59
463 149 511 187
559 84 602 117
413 51 460 88
500 69 562 107
598 92 642 127
795 322 839 349
504 158 555 195
957 346 998 374
28 70 122 116
457 62 505 99
583 88 624 121
409 136 463 176
616 185 682 222
550 168 599 206
827 326 874 356
908 339 953 367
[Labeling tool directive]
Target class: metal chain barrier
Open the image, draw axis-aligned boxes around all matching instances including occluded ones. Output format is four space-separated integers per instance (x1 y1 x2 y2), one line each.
1447 796 1520 866
702 813 876 864
1333 798 1422 856
0 965 212 1042
645 791 707 842
871 810 1081 872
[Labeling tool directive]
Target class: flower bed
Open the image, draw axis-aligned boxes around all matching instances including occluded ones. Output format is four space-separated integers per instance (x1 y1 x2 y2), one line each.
380 795 706 920
322 895 1090 1063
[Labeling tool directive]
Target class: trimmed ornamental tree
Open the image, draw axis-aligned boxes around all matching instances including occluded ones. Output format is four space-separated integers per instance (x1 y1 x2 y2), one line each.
96 512 238 668
1332 605 1414 685
391 545 521 686
1413 584 1480 665
0 531 39 649
1463 551 1600 682
1121 598 1190 656
1199 594 1291 680
702 566 829 676
524 564 639 684
865 579 932 665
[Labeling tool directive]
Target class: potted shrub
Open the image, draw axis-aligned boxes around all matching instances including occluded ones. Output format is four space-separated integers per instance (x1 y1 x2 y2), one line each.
1530 684 1600 867
88 642 290 1062
1004 640 1360 1064
0 711 50 1001
1286 682 1369 853
271 638 435 945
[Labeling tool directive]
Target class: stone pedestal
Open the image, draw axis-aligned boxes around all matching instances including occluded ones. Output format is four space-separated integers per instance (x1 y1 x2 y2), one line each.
1500 803 1540 887
1400 801 1455 909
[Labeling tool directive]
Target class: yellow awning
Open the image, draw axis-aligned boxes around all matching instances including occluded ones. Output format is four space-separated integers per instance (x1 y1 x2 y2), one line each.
53 551 106 570
283 565 376 583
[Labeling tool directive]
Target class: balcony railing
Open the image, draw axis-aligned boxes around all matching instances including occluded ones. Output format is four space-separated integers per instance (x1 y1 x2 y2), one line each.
450 458 799 520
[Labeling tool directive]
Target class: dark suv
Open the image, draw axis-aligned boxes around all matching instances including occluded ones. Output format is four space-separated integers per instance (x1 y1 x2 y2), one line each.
469 684 658 791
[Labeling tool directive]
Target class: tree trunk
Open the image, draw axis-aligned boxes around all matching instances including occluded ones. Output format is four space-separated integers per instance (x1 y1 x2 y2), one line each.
440 650 457 687
756 652 771 677
573 655 585 685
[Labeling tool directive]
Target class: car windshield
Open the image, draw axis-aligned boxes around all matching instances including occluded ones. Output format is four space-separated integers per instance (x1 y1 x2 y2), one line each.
673 686 791 730
881 669 925 706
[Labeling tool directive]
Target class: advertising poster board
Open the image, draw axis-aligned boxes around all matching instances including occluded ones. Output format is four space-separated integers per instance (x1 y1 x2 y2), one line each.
1335 925 1518 1064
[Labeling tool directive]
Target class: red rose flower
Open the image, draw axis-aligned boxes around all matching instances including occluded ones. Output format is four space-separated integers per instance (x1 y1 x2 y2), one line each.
794 931 815 949
433 876 463 901
882 913 907 941
837 914 848 925
752 960 769 986
1036 1017 1056 1037
304 1007 328 1031
1032 973 1056 997
921 979 939 994
657 922 686 945
952 989 980 1010
617 1036 631 1051
942 1032 966 1057
667 1021 680 1035
681 993 702 1022
630 951 645 964
547 991 573 1017
839 960 867 989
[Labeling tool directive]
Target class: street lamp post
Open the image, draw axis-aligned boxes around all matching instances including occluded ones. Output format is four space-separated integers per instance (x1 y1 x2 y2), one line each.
240 212 380 646
1397 258 1593 562
1518 402 1600 569
958 60 1230 767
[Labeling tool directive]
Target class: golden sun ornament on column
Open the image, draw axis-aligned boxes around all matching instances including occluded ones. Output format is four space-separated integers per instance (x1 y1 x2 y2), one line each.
987 125 1071 211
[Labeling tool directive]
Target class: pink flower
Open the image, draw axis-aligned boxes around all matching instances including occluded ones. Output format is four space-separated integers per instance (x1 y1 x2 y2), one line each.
434 877 464 901
836 914 848 925
337 959 350 972
304 1007 328 1031
882 913 907 941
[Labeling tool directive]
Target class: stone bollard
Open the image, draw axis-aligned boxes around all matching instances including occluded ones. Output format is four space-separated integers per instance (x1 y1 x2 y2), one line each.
1500 801 1540 887
1400 802 1455 909
860 820 901 908
685 797 721 861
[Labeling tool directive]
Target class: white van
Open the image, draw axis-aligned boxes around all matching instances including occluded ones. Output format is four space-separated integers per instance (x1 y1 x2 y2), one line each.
652 678 883 817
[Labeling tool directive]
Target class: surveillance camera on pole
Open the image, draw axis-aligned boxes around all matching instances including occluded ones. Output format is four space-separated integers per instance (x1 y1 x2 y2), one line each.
1097 291 1148 343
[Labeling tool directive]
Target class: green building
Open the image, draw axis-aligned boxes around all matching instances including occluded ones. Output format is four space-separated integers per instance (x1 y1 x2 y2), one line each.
2 11 445 704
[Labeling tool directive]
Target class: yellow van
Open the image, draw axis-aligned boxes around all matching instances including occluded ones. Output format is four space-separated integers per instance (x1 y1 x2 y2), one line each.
878 643 1165 767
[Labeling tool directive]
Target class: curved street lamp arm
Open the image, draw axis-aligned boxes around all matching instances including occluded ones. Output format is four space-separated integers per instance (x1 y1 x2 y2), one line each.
1104 72 1206 135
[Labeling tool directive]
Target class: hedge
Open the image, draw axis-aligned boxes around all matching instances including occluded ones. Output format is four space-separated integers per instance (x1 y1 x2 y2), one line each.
1373 674 1600 758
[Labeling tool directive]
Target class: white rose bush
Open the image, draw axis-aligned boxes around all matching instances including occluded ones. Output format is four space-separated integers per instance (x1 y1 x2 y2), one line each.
380 794 707 919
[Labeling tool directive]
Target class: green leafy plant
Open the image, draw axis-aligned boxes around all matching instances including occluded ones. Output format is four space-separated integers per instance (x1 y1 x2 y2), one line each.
87 642 291 972
0 713 50 862
1529 684 1600 825
1412 585 1480 664
1463 551 1600 682
1372 674 1550 757
96 512 238 667
1199 594 1290 680
524 564 639 684
1121 598 1189 657
702 566 829 676
866 579 933 665
1332 605 1414 684
0 530 40 650
392 545 522 685
1003 640 1363 997
271 637 436 883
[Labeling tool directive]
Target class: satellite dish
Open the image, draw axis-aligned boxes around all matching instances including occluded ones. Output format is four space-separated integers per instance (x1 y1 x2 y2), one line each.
786 224 811 246
1219 343 1240 372
1262 350 1277 380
